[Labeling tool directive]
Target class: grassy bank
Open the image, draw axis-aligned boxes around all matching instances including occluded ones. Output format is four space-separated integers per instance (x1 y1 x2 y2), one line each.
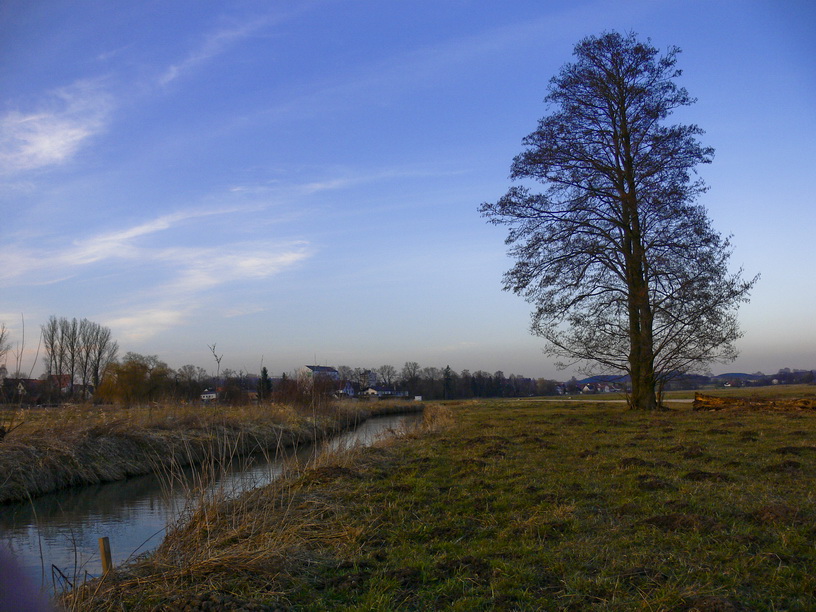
0 401 412 504
60 388 816 610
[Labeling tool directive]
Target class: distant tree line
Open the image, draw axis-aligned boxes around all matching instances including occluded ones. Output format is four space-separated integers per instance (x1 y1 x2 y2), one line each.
2 315 811 406
335 363 561 400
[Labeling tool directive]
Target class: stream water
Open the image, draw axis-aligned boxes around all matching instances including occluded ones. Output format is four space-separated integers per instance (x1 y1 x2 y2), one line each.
0 412 421 591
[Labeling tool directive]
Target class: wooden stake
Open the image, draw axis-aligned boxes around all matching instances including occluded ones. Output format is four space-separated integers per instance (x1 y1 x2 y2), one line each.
98 537 112 574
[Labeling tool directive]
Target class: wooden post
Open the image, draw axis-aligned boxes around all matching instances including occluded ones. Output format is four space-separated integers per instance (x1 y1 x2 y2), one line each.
98 537 112 575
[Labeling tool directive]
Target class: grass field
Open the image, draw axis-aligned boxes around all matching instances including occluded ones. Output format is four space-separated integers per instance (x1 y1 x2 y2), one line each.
61 386 816 610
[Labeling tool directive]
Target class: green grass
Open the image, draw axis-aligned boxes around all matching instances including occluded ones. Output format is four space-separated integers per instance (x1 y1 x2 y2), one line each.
66 393 816 610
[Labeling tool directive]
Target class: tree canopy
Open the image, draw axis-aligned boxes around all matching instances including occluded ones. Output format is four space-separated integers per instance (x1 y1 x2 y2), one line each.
480 31 756 410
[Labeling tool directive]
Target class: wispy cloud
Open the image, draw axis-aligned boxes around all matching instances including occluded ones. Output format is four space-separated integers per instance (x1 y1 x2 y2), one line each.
0 79 113 174
154 242 311 295
159 17 271 86
105 307 193 343
229 164 470 197
0 206 311 340
65 207 250 266
238 13 568 127
103 241 310 341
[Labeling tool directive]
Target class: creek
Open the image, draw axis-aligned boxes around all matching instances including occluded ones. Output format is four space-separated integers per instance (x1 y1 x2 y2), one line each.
0 411 421 591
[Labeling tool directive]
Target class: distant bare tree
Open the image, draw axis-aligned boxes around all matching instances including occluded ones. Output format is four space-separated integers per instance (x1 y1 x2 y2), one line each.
61 317 80 396
401 361 421 395
84 320 118 392
336 365 354 382
377 364 397 387
42 316 117 400
42 316 66 397
0 323 10 368
208 343 223 379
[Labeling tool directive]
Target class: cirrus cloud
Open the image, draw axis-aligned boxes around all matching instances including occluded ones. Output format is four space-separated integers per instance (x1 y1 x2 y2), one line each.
0 79 113 174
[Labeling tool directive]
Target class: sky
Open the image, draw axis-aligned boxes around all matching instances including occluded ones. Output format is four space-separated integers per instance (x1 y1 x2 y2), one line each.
1 0 814 380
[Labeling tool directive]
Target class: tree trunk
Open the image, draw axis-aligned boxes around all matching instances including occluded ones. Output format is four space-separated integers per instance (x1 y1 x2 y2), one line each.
622 186 658 410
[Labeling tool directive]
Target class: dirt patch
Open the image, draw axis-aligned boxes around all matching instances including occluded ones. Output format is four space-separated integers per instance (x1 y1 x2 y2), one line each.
637 474 676 491
163 590 276 611
480 446 507 459
435 555 492 580
469 435 509 445
669 444 707 459
304 465 359 484
773 445 816 455
640 513 722 532
763 460 802 473
682 470 733 482
620 456 654 468
753 503 797 523
616 566 668 584
680 594 745 611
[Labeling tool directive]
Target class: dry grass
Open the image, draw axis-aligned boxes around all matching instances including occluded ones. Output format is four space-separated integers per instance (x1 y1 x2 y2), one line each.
0 400 384 503
61 403 441 611
58 393 816 610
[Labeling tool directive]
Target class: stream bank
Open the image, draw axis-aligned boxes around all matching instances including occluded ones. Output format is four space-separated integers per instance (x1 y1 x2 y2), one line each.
0 401 421 504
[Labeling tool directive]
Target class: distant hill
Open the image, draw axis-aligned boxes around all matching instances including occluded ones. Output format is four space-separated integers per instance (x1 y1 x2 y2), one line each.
711 373 763 381
578 374 629 384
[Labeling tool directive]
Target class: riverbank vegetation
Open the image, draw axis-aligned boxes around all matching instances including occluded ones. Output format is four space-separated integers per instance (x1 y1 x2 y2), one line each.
0 398 413 504
64 387 816 610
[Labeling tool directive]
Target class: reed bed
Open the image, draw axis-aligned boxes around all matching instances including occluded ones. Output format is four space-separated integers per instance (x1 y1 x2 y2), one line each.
0 400 388 504
61 403 441 611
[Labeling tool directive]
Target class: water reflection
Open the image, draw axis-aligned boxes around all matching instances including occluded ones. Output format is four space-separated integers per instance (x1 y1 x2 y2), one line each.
0 412 420 590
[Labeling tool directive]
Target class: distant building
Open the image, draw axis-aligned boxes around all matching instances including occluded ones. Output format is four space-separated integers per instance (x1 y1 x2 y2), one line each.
298 365 341 382
361 386 408 399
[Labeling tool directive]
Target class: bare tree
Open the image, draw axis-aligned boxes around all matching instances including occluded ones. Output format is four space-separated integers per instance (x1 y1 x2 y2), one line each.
337 365 354 383
400 361 421 395
0 323 10 368
61 317 80 396
83 320 118 393
377 364 397 387
91 324 118 389
42 316 66 395
481 31 756 409
42 316 117 400
208 343 223 379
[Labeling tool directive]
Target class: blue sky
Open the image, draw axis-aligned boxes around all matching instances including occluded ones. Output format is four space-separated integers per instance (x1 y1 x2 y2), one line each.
1 0 814 379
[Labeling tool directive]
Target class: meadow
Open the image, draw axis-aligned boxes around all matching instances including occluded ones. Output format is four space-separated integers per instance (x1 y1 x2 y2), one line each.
58 386 816 610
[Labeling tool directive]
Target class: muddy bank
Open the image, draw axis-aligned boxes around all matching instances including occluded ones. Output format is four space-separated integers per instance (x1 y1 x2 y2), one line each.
0 403 421 504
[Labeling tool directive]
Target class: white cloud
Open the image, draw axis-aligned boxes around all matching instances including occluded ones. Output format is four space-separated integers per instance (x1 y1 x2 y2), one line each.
0 204 312 342
155 243 311 296
105 307 192 343
0 79 113 174
65 207 249 266
229 164 470 198
101 242 310 342
0 206 262 285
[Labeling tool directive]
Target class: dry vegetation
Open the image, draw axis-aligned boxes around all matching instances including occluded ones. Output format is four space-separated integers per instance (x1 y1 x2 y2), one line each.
58 387 816 610
0 401 383 504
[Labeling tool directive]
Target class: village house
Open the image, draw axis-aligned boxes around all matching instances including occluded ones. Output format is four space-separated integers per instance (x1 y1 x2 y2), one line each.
298 365 341 382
